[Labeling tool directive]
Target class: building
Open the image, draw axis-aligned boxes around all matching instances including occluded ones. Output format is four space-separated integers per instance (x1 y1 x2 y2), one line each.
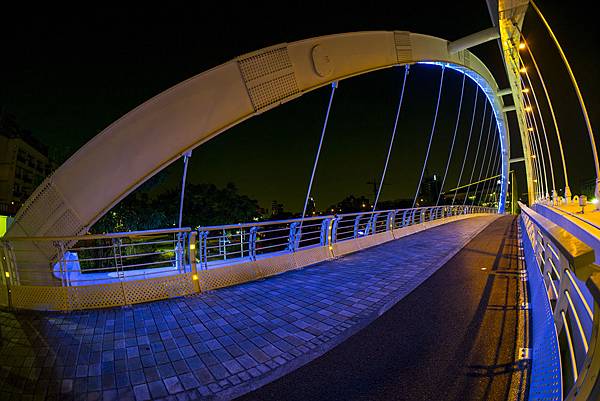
0 131 53 216
420 172 441 205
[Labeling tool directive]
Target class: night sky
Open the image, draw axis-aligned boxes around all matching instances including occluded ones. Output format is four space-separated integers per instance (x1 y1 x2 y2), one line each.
2 3 598 212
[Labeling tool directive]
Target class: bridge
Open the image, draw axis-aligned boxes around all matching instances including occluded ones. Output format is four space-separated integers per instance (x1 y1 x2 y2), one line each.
1 1 599 400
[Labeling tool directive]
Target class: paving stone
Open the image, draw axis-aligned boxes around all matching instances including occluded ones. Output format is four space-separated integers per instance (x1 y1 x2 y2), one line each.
0 217 494 400
132 384 150 401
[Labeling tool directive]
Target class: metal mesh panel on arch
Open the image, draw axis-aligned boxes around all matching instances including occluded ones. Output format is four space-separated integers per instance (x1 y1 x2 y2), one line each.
237 45 300 111
394 31 412 64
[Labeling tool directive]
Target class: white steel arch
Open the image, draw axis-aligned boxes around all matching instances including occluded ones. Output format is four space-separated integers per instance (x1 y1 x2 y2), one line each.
6 31 511 284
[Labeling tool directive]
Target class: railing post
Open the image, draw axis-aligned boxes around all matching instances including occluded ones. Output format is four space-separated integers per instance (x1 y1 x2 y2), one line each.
288 222 299 252
189 231 200 292
0 243 13 309
249 226 258 261
175 233 185 273
386 211 396 231
353 215 362 238
239 226 244 258
368 213 380 235
54 240 67 287
320 218 331 246
331 216 340 245
198 230 208 269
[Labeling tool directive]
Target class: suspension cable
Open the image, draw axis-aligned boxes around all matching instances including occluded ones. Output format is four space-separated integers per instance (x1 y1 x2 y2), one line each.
299 82 338 233
512 21 570 195
524 93 549 198
481 127 499 203
413 66 446 208
463 100 488 205
525 119 543 200
482 138 501 205
524 99 547 199
519 54 556 196
372 65 410 212
436 73 466 206
528 129 542 200
471 112 495 205
522 41 569 195
451 85 480 205
530 0 599 192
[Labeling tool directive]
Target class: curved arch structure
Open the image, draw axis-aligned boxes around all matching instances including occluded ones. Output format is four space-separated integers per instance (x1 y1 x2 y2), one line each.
6 31 510 284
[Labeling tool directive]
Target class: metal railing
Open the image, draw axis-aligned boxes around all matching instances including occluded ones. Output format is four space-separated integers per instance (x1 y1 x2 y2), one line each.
0 228 194 287
196 205 496 269
0 204 496 310
519 202 600 400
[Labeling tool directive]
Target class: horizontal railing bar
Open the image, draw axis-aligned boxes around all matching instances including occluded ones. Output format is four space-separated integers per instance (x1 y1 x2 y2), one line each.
4 227 191 242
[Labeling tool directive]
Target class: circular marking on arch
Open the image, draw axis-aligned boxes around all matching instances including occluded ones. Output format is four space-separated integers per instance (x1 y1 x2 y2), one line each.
312 44 334 77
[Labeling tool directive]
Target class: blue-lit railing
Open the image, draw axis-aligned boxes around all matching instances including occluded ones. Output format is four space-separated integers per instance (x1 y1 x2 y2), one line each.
519 202 600 400
0 204 495 311
196 205 496 269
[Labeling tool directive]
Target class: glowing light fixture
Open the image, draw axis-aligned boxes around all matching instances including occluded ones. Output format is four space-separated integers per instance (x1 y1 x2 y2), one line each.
531 154 536 159
593 198 599 205
528 127 534 132
520 66 527 73
189 243 196 250
4 272 9 278
192 274 198 281
519 42 526 50
522 88 530 93
525 106 532 112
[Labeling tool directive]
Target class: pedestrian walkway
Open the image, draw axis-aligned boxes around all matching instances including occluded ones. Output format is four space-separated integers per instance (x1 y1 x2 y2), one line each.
238 215 527 401
0 215 498 401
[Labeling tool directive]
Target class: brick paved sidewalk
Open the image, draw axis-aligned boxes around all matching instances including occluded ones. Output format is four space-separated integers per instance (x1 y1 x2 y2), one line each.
0 215 497 401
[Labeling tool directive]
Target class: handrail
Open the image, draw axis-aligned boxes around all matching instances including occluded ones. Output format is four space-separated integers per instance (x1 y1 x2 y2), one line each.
519 201 600 400
2 227 192 242
521 203 595 276
195 205 474 231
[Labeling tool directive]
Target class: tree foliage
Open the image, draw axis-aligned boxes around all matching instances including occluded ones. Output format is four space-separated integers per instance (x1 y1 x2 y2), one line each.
91 182 261 233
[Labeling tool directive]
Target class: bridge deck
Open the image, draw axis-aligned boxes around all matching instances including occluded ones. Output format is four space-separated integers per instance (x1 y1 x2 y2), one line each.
239 215 527 401
0 215 513 401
